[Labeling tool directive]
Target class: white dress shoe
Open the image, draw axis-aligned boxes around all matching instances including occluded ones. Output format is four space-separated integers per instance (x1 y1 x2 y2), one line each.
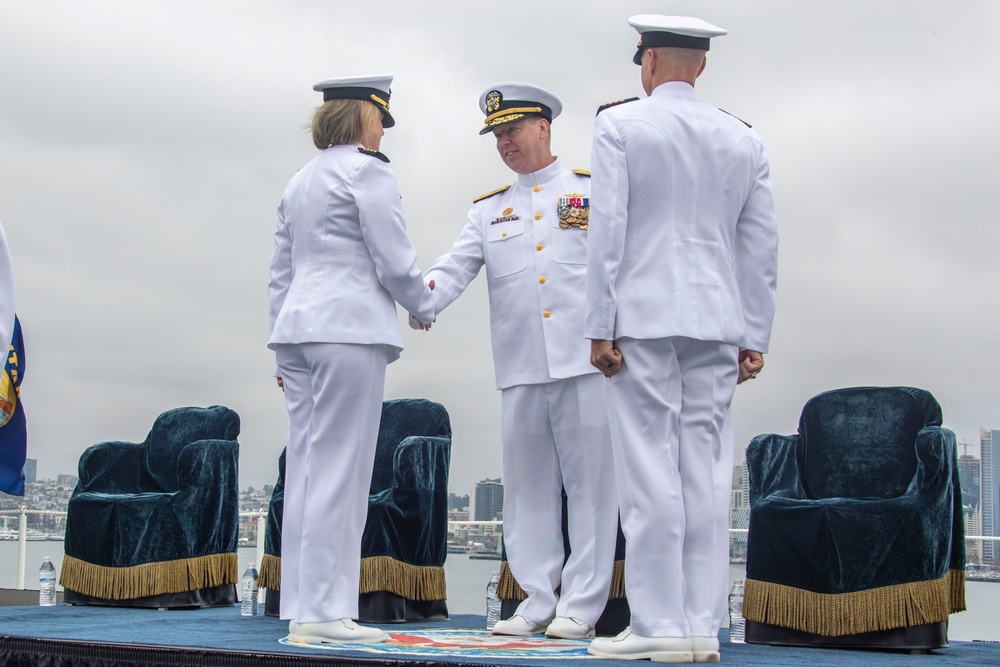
545 616 596 639
587 627 694 662
691 636 720 662
491 614 550 636
288 618 387 644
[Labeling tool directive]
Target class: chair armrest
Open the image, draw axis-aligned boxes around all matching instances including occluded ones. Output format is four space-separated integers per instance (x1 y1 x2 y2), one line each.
392 436 451 491
176 439 239 492
746 433 806 507
76 441 146 493
909 426 957 495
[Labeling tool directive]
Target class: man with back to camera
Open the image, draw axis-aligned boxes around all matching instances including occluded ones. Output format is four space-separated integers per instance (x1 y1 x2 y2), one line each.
584 15 778 663
420 83 618 639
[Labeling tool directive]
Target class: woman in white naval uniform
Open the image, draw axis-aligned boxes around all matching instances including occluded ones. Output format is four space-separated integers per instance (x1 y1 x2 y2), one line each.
422 83 618 640
268 75 435 645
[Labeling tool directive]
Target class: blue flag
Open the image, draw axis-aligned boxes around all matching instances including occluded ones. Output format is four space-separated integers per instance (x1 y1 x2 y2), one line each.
0 316 26 496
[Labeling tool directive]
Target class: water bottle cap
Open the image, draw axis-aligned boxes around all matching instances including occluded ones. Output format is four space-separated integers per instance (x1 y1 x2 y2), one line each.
43 556 51 562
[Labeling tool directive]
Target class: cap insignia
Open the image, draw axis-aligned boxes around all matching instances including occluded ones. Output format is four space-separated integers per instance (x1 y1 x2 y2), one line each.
637 38 643 47
485 90 502 114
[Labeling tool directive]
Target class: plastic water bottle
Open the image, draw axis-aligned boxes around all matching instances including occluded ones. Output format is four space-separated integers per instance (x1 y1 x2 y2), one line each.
39 557 57 606
240 562 259 616
728 580 745 643
485 572 501 630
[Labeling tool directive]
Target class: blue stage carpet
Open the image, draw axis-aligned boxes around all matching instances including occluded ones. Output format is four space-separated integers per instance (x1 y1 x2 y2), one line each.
1 605 997 666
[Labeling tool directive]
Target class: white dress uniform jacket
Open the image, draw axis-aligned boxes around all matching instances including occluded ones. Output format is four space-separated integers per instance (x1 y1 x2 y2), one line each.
0 222 14 351
426 159 599 388
584 81 778 351
268 144 435 357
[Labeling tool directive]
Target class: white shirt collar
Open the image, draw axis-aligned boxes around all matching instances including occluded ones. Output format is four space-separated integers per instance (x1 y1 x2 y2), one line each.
516 157 563 188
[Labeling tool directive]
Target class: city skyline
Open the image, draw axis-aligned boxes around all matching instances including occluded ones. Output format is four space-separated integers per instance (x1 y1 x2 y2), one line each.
12 425 996 498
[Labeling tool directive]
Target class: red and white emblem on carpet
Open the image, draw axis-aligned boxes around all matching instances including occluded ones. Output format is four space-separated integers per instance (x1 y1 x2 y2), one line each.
281 628 597 659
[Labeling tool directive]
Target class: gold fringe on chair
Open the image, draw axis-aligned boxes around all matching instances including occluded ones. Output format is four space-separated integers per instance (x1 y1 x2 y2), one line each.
497 561 524 600
359 555 447 601
497 559 627 601
609 559 626 599
59 552 238 601
226 554 447 601
744 569 965 637
950 567 967 613
259 553 282 591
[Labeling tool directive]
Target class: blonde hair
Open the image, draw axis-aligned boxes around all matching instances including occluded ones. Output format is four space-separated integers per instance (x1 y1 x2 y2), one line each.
310 99 380 149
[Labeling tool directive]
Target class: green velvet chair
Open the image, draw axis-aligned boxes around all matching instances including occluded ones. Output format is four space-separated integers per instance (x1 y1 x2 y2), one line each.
60 406 241 608
744 386 965 651
260 398 452 622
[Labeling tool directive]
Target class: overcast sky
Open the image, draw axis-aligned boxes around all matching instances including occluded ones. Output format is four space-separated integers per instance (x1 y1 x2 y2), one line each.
2 1 998 497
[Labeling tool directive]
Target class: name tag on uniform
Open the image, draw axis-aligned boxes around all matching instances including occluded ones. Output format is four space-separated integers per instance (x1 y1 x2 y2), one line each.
557 195 589 230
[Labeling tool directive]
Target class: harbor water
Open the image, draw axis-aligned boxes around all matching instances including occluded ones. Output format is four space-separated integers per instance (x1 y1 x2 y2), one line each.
3 542 996 642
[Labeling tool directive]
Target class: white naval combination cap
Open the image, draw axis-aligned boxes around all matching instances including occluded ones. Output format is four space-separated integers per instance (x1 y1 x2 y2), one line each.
628 15 728 64
478 82 563 135
312 74 395 127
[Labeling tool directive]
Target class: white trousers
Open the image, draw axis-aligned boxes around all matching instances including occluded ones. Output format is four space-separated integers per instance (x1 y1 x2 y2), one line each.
609 337 738 638
501 373 618 626
274 342 390 623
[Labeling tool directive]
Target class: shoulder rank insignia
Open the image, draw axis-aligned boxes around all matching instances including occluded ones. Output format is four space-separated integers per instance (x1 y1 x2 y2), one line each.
718 109 752 128
596 97 639 116
572 169 591 177
472 184 511 203
358 147 390 162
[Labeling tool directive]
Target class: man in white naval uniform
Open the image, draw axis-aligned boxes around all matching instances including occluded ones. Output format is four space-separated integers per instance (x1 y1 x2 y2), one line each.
585 16 778 663
423 83 617 639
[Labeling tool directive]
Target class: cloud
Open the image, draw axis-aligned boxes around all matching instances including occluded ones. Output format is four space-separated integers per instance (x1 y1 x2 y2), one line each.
1 0 998 496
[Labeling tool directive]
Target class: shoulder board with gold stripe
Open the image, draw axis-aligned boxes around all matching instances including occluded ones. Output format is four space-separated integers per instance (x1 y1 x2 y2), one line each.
358 147 390 163
472 184 511 203
718 109 752 128
596 97 639 116
572 169 591 177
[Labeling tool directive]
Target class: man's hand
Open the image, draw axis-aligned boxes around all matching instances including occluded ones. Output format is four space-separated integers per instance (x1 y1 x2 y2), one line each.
737 350 764 384
276 376 284 391
591 339 623 377
409 279 436 331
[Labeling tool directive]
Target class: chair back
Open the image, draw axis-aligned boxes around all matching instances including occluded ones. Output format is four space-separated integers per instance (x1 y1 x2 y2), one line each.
799 386 942 499
370 399 451 494
144 405 241 490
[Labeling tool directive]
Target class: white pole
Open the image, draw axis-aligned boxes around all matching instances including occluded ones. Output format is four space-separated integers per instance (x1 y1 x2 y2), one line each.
255 514 266 603
16 508 27 589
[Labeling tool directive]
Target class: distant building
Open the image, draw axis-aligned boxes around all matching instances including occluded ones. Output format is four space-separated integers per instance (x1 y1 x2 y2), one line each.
730 463 750 560
959 452 981 511
23 458 37 485
56 474 78 489
965 505 982 564
982 428 999 563
474 478 503 522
